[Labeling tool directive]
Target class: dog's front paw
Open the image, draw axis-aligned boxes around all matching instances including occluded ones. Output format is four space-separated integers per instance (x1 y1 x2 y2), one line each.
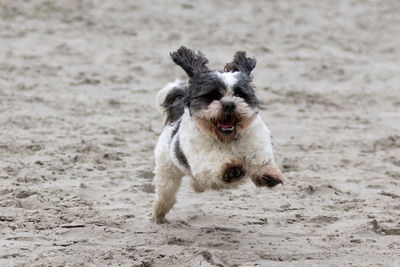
252 174 283 187
222 160 245 183
251 165 283 188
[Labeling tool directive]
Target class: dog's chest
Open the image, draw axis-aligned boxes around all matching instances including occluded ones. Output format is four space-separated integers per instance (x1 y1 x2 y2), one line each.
182 126 252 171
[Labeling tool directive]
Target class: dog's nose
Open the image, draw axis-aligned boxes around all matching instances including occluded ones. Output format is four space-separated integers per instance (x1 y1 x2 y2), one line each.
222 101 236 113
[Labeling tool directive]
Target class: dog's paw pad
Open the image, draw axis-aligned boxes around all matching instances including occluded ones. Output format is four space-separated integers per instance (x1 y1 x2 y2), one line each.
223 165 245 183
252 174 283 188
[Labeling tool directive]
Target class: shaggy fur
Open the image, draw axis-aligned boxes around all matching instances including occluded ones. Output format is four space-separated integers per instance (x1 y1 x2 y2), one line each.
153 46 283 223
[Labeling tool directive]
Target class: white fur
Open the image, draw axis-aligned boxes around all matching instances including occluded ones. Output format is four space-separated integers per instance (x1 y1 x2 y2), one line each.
153 122 183 223
215 71 238 91
153 78 280 223
179 110 275 187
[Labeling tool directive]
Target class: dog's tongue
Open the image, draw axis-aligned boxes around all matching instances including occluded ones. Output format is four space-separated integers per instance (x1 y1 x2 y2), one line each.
217 122 234 129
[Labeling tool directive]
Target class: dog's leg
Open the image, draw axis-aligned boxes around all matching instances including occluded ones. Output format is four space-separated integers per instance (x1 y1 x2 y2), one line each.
190 159 246 191
153 162 183 224
237 116 283 188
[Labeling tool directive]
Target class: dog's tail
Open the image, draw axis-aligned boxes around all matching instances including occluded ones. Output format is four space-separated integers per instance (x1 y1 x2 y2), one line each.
156 79 187 125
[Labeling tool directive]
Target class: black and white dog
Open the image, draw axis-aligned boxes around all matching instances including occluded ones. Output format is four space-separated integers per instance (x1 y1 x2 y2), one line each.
153 46 283 223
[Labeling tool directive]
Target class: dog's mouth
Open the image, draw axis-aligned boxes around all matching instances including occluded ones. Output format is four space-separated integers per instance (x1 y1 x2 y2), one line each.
216 119 236 134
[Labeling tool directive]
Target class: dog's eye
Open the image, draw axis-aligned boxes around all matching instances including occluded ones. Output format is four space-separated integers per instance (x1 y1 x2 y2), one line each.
204 90 222 100
233 89 248 100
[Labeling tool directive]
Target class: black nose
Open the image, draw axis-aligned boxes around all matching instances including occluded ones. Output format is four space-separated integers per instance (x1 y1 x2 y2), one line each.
222 101 236 113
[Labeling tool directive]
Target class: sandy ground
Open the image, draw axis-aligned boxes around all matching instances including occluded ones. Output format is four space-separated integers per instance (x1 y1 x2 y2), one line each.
1 0 400 266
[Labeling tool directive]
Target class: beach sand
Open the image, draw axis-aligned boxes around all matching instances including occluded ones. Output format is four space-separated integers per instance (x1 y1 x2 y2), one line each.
1 0 399 266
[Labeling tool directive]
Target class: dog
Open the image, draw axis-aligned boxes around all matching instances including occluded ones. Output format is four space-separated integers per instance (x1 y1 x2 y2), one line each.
153 46 283 223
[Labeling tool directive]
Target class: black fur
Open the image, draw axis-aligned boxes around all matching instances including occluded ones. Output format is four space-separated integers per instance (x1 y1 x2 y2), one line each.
170 46 210 78
164 47 259 125
187 72 259 113
185 72 227 112
232 73 259 108
174 135 190 170
170 118 181 140
162 87 187 125
224 51 256 75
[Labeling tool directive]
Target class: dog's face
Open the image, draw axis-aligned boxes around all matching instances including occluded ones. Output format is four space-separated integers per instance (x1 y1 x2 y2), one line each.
171 46 259 142
187 71 259 142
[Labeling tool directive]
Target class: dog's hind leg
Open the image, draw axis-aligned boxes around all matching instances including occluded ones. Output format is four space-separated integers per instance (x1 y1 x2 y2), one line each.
153 161 183 224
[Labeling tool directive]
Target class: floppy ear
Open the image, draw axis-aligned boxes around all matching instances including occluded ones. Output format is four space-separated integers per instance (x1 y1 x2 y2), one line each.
224 51 256 75
170 46 210 78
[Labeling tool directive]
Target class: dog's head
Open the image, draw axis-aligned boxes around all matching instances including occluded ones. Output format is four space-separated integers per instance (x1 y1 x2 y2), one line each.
171 46 259 143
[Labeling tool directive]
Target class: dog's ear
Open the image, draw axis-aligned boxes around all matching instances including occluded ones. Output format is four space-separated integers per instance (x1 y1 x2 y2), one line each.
224 51 256 75
170 46 210 78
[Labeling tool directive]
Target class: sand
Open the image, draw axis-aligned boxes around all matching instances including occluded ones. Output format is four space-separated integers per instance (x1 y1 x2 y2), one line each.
1 0 399 266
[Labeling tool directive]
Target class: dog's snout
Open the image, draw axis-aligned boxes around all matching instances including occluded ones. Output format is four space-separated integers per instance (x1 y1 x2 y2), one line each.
222 101 236 113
